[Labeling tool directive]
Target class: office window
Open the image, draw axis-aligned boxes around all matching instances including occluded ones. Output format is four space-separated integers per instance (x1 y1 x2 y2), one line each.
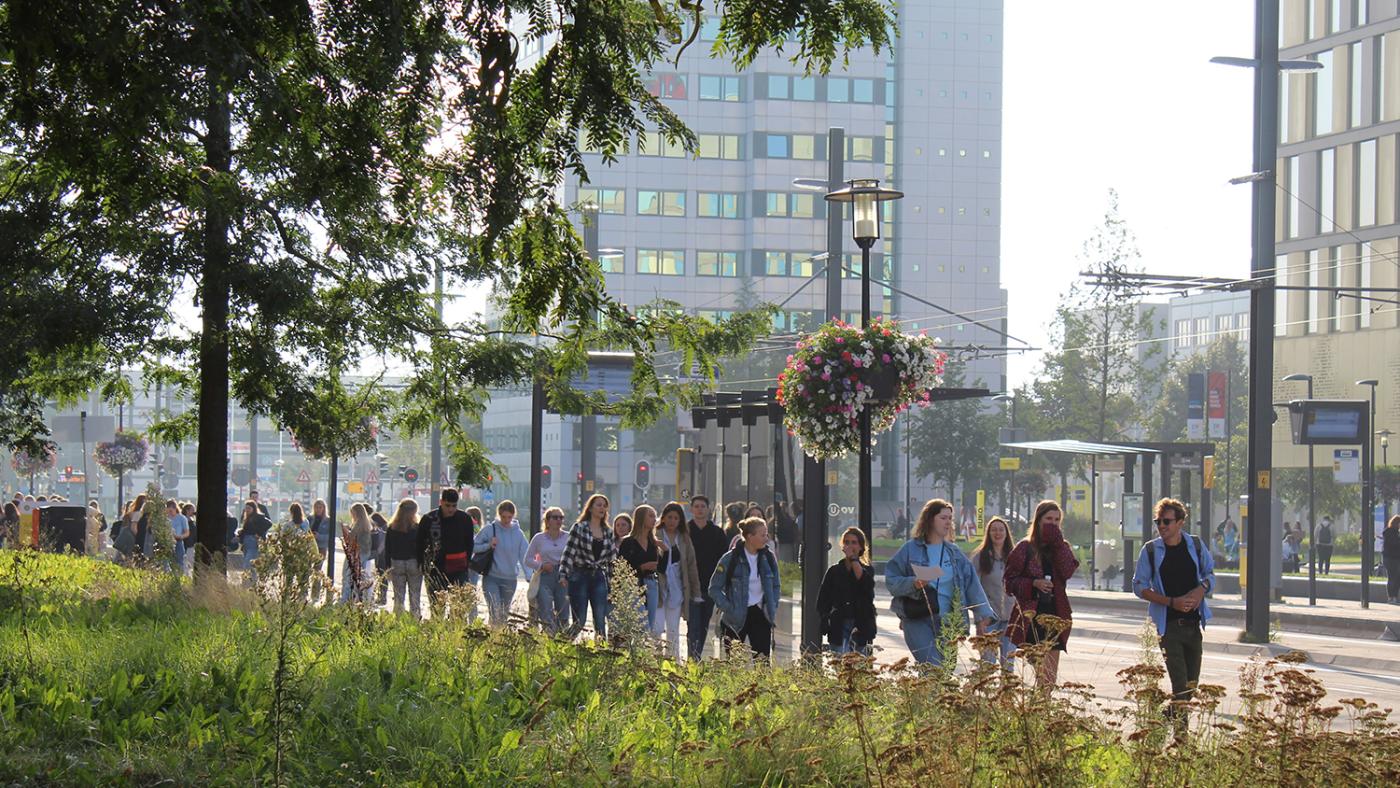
847 136 875 162
791 76 816 101
1350 42 1363 127
697 191 740 218
790 253 816 277
828 76 849 102
1287 156 1301 237
1194 317 1209 343
1307 0 1317 39
697 133 741 160
792 134 818 160
1357 138 1377 225
764 251 788 276
765 134 790 158
1356 0 1368 25
1315 49 1334 135
767 75 789 99
1236 312 1249 338
637 190 685 216
1216 315 1233 340
1175 319 1192 349
640 130 687 158
645 73 687 99
765 192 789 217
697 309 734 322
1308 249 1322 333
1320 148 1335 232
1331 0 1343 33
1280 74 1293 143
696 251 739 277
699 75 740 102
852 78 875 103
1276 255 1290 336
637 249 684 275
791 193 816 218
577 187 625 214
1360 251 1372 327
598 252 624 274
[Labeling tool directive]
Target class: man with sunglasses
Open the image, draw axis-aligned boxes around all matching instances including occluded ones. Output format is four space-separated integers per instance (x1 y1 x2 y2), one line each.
1132 497 1214 734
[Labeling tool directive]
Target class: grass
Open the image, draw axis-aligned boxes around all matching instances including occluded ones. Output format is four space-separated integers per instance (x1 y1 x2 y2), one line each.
2 547 1400 785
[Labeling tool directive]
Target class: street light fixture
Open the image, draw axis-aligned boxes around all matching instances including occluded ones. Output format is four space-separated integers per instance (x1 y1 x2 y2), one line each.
825 178 903 548
1282 372 1316 605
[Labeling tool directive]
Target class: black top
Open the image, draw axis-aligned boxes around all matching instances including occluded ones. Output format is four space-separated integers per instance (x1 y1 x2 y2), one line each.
417 508 474 567
618 536 668 582
688 520 728 602
1384 528 1400 561
385 526 420 562
1159 538 1200 624
1317 523 1334 546
238 513 272 541
816 559 876 639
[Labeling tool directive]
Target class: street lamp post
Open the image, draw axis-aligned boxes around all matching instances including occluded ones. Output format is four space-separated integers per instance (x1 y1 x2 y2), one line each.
1282 373 1315 605
1358 379 1379 608
1380 430 1394 529
825 178 903 549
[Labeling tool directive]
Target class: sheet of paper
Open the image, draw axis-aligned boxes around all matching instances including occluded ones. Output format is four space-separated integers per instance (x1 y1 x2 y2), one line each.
913 564 944 582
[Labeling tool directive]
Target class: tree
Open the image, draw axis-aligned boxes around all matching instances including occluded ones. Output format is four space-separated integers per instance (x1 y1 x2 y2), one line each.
1033 191 1162 447
909 364 998 502
0 1 892 579
1274 468 1361 524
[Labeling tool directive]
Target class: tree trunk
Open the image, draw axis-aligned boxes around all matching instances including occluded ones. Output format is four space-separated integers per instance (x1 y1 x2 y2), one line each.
195 71 233 583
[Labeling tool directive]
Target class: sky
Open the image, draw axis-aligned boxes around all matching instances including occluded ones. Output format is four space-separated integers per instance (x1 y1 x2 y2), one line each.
1000 1 1259 386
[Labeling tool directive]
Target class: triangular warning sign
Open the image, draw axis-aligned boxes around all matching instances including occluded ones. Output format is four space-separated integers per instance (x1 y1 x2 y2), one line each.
296 469 311 484
365 469 380 484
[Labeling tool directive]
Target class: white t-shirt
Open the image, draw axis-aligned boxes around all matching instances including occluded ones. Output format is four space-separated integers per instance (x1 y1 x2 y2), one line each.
745 549 762 607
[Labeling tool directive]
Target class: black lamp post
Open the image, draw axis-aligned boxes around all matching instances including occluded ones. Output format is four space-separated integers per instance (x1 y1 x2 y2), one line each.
1282 372 1315 605
824 178 903 549
1380 430 1393 530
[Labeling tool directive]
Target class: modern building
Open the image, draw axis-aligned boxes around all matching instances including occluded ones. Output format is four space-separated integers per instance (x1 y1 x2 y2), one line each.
1273 0 1400 472
487 1 1010 520
1168 290 1251 362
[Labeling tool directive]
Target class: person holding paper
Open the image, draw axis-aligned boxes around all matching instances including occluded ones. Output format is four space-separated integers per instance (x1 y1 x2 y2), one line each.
884 499 992 665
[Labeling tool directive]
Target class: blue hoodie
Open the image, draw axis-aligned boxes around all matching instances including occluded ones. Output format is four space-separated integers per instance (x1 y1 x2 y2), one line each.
474 519 530 580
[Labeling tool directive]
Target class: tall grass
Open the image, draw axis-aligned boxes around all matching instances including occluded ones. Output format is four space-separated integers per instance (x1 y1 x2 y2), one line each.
0 551 1397 785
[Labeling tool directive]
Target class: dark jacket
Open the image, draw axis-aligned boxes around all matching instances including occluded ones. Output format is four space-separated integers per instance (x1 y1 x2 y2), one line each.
817 559 876 640
417 508 474 569
688 519 727 602
385 525 421 563
237 513 272 541
619 535 668 582
1383 527 1400 562
1005 533 1079 649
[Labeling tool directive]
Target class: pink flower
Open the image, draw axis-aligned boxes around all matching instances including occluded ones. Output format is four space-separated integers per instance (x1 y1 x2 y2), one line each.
835 337 845 344
856 382 864 391
852 358 863 367
786 355 794 363
882 353 892 363
821 372 831 381
812 356 823 364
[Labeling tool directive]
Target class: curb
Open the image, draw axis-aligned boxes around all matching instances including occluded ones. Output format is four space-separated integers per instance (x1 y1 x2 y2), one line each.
1068 623 1400 674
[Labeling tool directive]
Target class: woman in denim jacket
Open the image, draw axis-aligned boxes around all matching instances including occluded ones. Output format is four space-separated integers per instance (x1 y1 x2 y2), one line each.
885 499 992 665
708 517 781 660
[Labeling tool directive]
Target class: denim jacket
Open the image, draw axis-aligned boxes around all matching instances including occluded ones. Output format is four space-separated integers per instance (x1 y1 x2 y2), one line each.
884 538 992 621
708 545 781 631
1132 535 1215 636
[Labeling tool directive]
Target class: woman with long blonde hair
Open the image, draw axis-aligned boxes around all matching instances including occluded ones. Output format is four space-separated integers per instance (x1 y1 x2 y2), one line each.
339 502 375 604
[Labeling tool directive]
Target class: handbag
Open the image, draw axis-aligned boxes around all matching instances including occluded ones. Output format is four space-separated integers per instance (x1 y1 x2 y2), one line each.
469 524 496 575
526 569 543 602
900 543 943 620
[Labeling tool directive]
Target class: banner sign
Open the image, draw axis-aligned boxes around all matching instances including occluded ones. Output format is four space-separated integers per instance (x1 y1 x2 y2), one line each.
1186 373 1206 439
1207 371 1227 438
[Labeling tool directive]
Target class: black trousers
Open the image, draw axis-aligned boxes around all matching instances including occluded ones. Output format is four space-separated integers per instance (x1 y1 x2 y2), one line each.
722 605 773 659
1386 559 1400 599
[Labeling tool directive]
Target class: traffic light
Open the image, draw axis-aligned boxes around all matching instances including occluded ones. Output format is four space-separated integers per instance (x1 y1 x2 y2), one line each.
398 464 407 480
541 465 552 489
635 461 650 489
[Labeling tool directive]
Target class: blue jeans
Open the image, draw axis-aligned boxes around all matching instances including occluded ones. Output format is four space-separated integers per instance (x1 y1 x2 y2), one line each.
901 616 944 666
981 619 1016 671
340 558 373 604
173 540 186 572
688 598 716 659
568 569 609 638
640 577 661 634
829 617 872 655
241 536 260 586
536 570 569 633
482 575 517 626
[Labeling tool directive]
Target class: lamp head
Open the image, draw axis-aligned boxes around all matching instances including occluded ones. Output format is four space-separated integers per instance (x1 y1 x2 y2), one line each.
1281 373 1312 383
1356 378 1379 387
823 178 903 248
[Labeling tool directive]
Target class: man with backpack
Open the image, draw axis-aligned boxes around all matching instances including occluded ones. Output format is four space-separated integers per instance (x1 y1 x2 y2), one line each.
1132 497 1215 734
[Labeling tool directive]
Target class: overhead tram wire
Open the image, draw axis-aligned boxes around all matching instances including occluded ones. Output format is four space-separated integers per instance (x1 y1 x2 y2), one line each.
834 261 1032 349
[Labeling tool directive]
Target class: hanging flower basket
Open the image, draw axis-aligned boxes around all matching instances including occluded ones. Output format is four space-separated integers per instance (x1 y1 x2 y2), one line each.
9 445 57 477
94 431 149 477
776 318 947 460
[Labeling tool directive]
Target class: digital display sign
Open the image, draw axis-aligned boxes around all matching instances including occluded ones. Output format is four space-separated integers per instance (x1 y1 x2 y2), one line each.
1287 400 1368 445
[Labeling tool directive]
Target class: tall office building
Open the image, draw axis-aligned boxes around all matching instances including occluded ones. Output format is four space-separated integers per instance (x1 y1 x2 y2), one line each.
1274 1 1399 471
486 1 1008 519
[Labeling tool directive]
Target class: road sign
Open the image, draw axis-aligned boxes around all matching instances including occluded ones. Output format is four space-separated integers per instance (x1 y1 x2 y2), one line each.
999 457 1021 471
404 468 419 483
346 481 365 494
975 489 985 532
1333 449 1361 484
231 467 251 488
296 469 311 484
162 473 180 490
483 489 495 503
365 468 380 484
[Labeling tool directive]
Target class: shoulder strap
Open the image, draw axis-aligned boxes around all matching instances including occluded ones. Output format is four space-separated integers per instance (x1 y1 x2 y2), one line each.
1148 541 1157 586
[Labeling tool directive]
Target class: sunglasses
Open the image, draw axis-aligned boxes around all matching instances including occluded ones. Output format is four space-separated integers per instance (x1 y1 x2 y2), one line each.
1154 518 1179 526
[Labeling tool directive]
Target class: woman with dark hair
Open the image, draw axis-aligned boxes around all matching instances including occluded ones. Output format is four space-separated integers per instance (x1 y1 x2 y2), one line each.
1004 500 1080 688
722 501 746 543
817 526 876 654
656 501 701 658
560 493 615 639
1383 515 1400 603
973 517 1015 669
885 499 992 665
612 513 633 541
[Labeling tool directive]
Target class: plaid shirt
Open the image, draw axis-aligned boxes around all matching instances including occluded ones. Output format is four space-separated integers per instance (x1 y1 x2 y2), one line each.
559 520 617 578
